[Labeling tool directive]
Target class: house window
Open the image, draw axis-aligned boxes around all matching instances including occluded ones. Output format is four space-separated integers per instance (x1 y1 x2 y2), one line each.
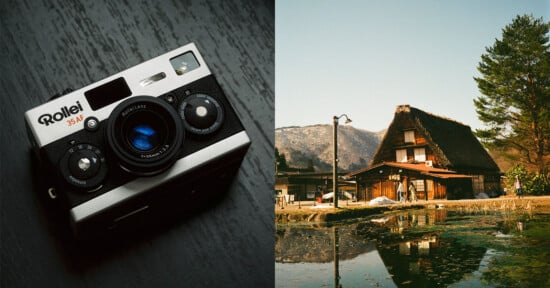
412 180 425 191
414 148 426 162
404 130 415 143
396 149 407 162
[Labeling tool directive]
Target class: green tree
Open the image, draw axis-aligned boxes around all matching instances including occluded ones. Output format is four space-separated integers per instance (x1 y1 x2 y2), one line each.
474 15 550 175
306 159 313 171
275 147 287 172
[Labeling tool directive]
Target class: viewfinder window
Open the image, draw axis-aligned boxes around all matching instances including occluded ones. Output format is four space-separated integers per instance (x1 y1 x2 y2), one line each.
170 52 200 75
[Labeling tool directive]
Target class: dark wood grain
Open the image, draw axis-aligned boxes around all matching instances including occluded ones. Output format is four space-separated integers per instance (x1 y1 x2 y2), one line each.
0 0 274 287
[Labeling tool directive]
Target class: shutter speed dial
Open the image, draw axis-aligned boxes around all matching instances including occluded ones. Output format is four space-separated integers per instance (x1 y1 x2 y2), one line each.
179 94 224 135
60 144 107 191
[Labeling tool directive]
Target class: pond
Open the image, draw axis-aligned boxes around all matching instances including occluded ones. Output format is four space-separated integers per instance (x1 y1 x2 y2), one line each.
275 209 550 287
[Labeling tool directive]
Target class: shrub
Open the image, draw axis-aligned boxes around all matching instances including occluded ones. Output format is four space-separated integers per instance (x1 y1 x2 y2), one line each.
506 165 550 195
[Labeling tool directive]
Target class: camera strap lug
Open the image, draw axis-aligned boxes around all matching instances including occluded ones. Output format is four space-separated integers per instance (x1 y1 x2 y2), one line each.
47 187 57 199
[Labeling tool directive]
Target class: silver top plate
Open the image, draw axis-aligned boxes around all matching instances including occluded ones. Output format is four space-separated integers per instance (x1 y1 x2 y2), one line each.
25 43 211 148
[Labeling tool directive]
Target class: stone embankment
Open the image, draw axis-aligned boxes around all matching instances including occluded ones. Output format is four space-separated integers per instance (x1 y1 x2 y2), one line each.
275 196 550 224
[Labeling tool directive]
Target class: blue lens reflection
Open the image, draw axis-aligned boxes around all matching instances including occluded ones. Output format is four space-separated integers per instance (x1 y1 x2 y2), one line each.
130 125 157 151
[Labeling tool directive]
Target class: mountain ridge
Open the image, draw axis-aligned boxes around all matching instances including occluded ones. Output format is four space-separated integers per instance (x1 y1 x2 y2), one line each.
275 124 384 172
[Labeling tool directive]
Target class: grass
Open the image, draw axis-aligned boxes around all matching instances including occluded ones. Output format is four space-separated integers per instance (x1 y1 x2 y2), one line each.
276 196 550 224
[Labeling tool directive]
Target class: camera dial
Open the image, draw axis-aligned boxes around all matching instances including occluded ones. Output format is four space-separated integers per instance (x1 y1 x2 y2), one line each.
60 144 107 191
107 96 184 176
179 94 224 135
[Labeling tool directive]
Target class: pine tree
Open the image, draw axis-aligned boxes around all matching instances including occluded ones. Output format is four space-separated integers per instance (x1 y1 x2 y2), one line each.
474 14 550 175
275 147 288 171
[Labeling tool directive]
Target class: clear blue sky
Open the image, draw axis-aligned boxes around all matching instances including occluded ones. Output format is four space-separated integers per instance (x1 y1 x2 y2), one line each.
276 0 549 132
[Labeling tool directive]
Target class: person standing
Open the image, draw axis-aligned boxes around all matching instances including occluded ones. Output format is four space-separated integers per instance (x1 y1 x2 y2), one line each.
514 176 523 199
397 181 404 202
409 182 417 202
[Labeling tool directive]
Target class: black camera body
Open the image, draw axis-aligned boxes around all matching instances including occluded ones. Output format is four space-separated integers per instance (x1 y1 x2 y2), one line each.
24 43 250 238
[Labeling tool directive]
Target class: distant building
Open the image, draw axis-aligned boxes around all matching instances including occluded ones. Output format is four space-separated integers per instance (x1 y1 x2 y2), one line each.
275 171 331 201
349 105 502 201
275 172 355 202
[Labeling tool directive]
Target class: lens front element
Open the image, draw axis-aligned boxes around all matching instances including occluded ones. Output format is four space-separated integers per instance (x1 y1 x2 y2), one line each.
122 110 166 153
128 125 158 151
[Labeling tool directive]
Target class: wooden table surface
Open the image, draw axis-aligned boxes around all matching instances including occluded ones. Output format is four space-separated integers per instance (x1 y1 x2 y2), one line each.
0 1 274 287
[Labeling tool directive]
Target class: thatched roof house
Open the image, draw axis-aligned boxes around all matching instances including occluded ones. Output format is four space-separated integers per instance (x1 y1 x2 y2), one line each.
349 105 501 201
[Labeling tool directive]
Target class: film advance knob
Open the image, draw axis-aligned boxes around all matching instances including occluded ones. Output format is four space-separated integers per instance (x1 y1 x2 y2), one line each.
180 94 224 134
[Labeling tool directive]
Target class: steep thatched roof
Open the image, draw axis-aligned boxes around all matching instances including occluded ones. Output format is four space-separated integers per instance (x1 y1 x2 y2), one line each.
372 105 500 172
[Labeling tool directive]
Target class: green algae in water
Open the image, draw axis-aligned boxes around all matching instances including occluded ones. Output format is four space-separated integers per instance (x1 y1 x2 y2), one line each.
407 211 550 287
480 214 550 288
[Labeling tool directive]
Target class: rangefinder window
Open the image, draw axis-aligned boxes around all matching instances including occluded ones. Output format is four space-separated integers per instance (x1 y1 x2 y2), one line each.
170 52 200 75
84 77 132 111
140 72 167 87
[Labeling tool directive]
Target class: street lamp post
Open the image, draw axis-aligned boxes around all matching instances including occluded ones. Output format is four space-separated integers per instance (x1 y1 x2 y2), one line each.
333 114 352 208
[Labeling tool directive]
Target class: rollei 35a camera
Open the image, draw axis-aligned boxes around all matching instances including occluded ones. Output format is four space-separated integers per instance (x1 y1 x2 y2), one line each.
25 43 250 238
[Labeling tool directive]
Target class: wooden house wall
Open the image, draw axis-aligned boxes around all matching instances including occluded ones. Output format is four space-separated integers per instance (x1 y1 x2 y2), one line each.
431 181 446 200
483 174 502 195
414 130 428 145
355 176 473 201
445 178 475 199
452 168 502 196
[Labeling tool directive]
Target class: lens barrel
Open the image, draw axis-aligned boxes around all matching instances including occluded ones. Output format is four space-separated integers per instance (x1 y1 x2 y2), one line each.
107 96 184 176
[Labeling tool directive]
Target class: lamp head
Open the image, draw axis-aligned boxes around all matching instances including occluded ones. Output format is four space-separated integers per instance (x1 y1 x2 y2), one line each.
334 114 352 125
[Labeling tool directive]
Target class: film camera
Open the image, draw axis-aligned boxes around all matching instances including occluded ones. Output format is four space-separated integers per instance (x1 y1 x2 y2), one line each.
24 43 250 238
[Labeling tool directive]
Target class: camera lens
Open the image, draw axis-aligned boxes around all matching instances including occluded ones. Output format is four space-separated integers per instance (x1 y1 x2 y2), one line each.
128 125 158 151
107 96 184 176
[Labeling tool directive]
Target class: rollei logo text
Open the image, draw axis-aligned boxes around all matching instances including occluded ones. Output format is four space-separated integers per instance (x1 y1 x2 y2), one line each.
38 101 84 126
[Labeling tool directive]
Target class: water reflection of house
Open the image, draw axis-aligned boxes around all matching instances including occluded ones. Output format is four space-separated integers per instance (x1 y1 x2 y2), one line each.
379 233 487 287
381 209 447 234
399 235 439 256
372 210 487 287
276 210 489 287
349 105 502 201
